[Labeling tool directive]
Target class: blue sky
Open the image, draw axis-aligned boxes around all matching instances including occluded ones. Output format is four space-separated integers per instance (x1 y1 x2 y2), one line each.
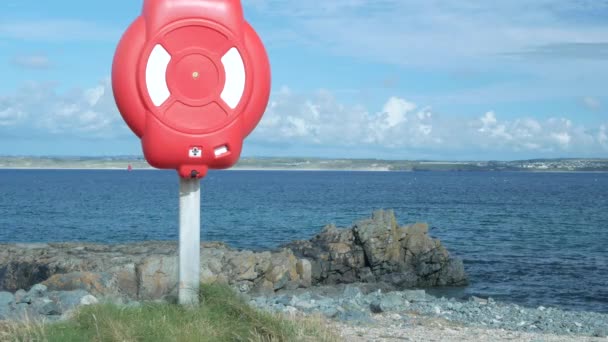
0 0 607 160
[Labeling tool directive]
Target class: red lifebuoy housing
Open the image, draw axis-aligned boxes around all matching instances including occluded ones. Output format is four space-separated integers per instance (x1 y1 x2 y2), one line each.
112 0 271 178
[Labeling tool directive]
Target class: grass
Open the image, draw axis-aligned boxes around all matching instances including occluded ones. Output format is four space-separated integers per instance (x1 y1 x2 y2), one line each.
0 284 340 342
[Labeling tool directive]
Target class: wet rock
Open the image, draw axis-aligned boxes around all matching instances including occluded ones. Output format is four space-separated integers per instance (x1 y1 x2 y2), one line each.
296 259 312 288
0 210 466 302
228 251 259 281
42 272 114 297
265 249 299 291
370 292 405 313
80 295 99 306
470 296 488 305
380 292 406 311
0 291 14 306
14 289 31 304
343 285 363 299
337 305 370 323
49 290 91 313
110 263 138 298
32 298 61 316
285 210 468 289
251 280 274 295
27 284 48 298
321 306 339 318
137 256 178 300
403 289 427 302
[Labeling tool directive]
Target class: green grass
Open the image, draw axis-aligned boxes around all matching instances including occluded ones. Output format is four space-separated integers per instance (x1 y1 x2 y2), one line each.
1 284 339 342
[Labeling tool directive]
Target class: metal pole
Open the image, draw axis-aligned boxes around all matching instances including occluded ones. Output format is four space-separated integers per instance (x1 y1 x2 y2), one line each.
178 177 200 307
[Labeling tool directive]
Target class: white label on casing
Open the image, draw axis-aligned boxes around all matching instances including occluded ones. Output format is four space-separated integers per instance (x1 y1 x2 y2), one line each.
189 147 202 158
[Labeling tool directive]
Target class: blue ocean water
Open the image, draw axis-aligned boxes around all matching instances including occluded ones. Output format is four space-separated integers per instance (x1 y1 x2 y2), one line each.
0 169 607 313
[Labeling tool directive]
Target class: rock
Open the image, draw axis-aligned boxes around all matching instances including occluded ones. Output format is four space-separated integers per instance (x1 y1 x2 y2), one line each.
296 259 312 288
200 266 218 285
358 267 376 283
379 272 418 288
337 307 370 322
251 280 274 296
110 264 138 298
80 295 99 306
49 290 91 313
369 292 405 313
402 290 427 302
32 298 61 316
380 292 406 311
0 210 467 302
228 251 258 281
353 210 403 272
470 296 488 305
369 301 383 313
137 256 178 300
42 272 114 297
321 306 339 318
284 210 468 289
14 289 31 304
0 291 14 306
28 284 48 298
343 285 363 299
283 306 298 316
264 249 299 291
293 299 316 311
12 303 33 320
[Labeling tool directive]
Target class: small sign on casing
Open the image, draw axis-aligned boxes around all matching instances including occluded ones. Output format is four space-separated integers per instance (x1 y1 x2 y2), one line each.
189 147 202 158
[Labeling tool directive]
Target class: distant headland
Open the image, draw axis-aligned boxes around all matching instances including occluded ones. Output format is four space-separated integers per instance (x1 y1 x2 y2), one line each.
1 156 608 172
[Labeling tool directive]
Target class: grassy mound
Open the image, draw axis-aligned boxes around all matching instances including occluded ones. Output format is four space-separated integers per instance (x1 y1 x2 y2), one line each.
1 284 339 342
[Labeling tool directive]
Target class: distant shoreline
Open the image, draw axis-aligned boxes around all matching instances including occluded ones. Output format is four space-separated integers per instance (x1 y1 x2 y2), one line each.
0 167 391 172
2 156 608 172
1 167 608 173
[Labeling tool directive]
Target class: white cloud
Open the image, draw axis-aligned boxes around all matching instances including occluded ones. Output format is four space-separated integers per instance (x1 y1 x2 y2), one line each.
381 97 415 127
251 88 439 150
0 107 26 126
0 79 127 139
248 87 608 157
245 0 608 109
10 54 52 69
599 125 608 147
0 19 121 42
84 85 105 107
246 1 608 69
551 132 571 147
1 80 607 157
583 96 602 111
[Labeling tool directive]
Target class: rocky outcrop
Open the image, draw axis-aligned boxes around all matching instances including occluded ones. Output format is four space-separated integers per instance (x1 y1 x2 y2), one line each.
0 242 305 301
0 284 101 322
0 210 467 302
284 209 467 288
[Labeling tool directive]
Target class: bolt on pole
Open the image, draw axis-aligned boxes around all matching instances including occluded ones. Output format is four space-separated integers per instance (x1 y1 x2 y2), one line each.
178 177 201 307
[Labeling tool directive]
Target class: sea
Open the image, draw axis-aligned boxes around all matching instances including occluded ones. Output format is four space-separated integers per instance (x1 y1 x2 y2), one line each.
0 169 607 313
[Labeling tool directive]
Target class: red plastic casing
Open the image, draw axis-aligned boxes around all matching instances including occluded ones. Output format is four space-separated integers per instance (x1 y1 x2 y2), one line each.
112 0 271 178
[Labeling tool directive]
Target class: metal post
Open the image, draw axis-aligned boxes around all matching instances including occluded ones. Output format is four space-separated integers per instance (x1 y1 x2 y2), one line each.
178 177 200 307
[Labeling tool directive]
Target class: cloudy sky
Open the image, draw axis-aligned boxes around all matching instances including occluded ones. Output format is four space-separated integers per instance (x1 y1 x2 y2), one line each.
0 0 607 160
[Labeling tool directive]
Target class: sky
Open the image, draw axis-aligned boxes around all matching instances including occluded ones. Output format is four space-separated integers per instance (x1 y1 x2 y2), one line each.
0 0 607 160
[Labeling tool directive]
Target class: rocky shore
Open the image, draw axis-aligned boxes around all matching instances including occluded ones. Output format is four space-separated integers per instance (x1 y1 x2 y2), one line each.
0 210 466 321
2 209 606 340
251 283 608 340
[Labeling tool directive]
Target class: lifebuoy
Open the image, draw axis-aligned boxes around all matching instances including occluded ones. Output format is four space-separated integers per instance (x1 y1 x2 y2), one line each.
112 0 271 178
